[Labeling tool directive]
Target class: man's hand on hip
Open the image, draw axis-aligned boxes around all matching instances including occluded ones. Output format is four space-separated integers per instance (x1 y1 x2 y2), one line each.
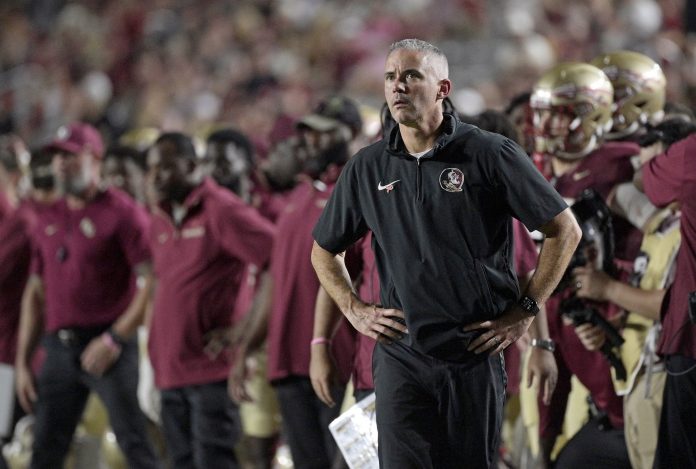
346 302 407 344
463 306 535 355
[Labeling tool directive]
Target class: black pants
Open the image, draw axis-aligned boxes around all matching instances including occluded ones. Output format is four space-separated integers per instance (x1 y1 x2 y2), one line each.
372 341 506 469
32 331 159 469
653 354 696 469
553 417 631 469
354 388 374 403
160 380 241 469
273 376 344 469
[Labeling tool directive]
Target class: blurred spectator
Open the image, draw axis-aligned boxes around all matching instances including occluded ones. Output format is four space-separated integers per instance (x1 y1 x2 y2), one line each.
2 1 696 152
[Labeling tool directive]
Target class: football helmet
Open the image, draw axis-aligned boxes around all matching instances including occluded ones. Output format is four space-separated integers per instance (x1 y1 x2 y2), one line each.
531 62 614 160
591 50 666 139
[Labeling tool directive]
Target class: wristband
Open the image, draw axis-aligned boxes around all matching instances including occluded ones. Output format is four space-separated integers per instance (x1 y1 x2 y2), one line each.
101 332 123 354
107 328 127 347
311 337 332 346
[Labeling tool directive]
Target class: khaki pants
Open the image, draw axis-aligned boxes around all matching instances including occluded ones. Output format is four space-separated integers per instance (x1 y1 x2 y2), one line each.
624 369 666 469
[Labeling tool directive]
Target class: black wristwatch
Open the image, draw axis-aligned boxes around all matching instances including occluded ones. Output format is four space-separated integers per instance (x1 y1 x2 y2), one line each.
518 295 540 316
531 338 556 353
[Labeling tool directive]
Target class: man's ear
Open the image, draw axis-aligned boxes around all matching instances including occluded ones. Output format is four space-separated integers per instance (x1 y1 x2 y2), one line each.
437 79 452 100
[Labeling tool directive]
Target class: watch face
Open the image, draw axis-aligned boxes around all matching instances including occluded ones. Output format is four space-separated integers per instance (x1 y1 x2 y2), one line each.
520 296 539 314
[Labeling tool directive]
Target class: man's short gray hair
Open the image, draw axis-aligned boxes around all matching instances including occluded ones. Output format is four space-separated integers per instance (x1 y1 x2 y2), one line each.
388 39 449 77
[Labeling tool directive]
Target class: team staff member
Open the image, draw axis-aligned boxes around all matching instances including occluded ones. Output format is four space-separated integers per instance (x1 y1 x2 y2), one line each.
641 132 696 468
146 132 275 468
203 128 282 469
14 122 159 469
231 96 362 469
311 39 580 469
0 135 30 370
0 135 31 469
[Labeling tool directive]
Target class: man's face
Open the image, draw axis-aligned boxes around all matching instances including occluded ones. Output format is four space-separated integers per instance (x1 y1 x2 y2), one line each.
509 103 535 154
532 107 576 157
207 142 250 186
52 150 96 196
384 49 447 127
147 142 194 203
103 156 145 202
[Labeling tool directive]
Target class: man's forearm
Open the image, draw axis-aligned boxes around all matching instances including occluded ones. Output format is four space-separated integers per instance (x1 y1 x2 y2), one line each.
238 271 273 353
16 275 45 367
604 281 663 321
519 275 551 340
526 209 581 305
313 286 344 340
311 241 361 316
111 262 153 339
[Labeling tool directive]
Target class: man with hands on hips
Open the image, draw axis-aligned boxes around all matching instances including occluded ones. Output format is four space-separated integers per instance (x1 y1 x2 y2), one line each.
311 39 580 469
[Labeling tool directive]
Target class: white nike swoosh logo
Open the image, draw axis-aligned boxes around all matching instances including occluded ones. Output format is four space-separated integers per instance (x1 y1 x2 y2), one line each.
378 180 401 190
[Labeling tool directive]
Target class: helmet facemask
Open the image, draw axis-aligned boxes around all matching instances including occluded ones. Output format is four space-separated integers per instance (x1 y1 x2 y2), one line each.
531 63 614 161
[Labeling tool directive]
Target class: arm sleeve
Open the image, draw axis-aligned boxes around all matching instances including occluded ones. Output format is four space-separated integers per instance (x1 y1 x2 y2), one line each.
642 136 688 207
213 198 276 268
494 139 568 232
312 157 369 254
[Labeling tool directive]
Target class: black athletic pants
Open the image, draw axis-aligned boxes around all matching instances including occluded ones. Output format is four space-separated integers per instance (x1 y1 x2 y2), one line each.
553 417 631 469
31 330 159 469
653 354 696 469
372 341 506 469
273 376 345 469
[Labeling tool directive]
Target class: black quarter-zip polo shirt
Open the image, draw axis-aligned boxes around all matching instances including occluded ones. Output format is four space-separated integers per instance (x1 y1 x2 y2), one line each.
313 114 567 362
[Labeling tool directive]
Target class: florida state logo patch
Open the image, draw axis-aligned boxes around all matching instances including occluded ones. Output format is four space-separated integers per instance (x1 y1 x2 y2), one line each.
439 168 465 192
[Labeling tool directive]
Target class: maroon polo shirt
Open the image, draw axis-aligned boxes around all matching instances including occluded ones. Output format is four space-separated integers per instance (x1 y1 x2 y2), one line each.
553 141 641 261
29 187 150 332
504 219 540 395
643 134 696 359
354 233 379 392
148 178 275 390
0 195 32 364
267 180 356 384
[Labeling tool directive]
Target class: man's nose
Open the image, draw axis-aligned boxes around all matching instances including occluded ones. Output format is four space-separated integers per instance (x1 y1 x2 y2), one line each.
392 79 406 93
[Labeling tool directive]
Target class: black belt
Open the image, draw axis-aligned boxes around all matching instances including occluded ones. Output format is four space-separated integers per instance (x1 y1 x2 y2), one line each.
51 325 111 348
